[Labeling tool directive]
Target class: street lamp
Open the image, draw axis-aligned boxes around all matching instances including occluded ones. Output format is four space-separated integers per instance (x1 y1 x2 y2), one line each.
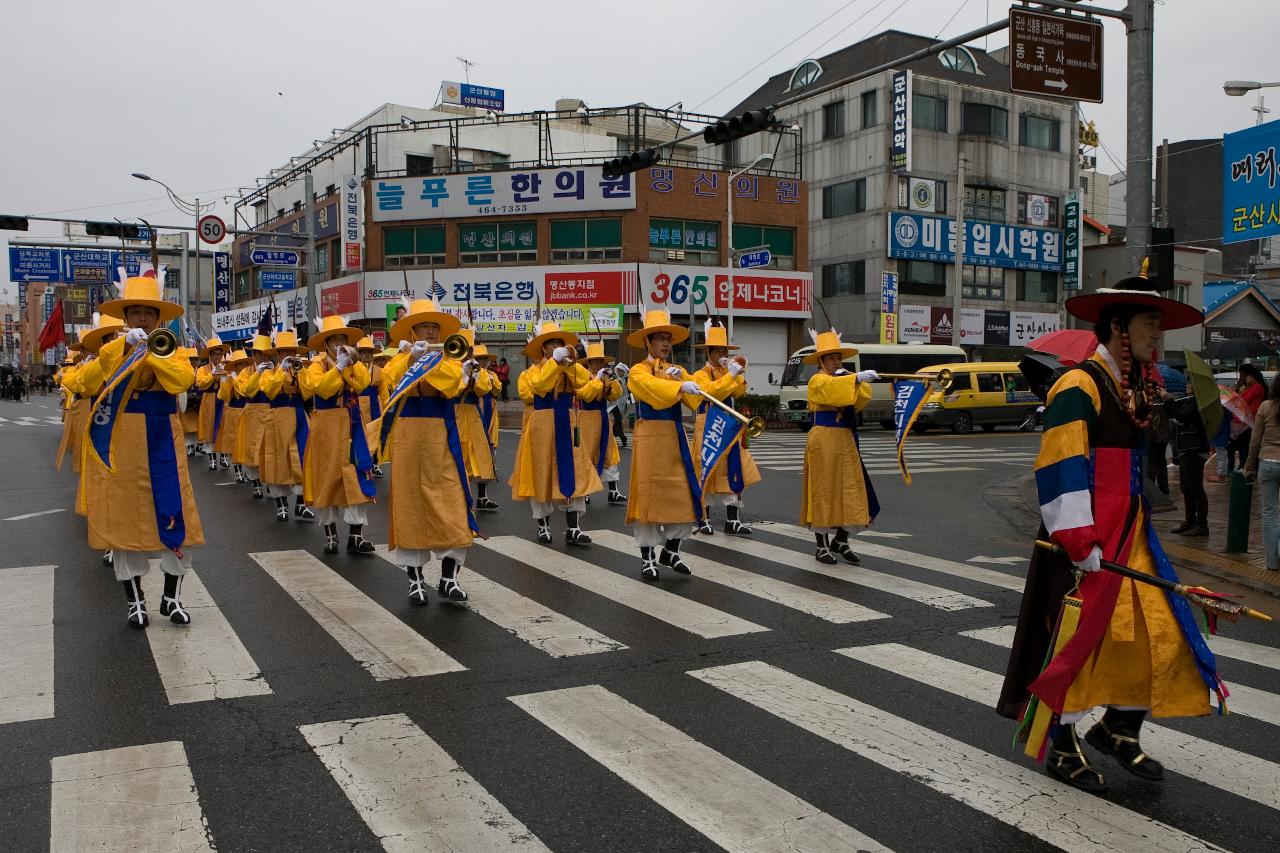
726 153 774 339
1223 80 1280 125
132 172 211 331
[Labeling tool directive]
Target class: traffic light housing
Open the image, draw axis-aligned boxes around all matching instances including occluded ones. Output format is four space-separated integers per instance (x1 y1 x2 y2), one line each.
703 109 776 145
0 215 29 231
85 221 143 239
601 147 662 178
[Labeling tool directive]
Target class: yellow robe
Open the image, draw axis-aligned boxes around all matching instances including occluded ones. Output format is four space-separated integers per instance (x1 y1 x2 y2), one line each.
576 374 622 472
801 374 873 529
261 366 305 487
691 364 761 496
459 367 496 481
301 357 372 508
509 359 603 502
69 358 109 516
517 365 535 431
81 336 205 552
195 365 219 444
56 364 89 472
626 358 702 525
357 362 388 426
234 368 271 468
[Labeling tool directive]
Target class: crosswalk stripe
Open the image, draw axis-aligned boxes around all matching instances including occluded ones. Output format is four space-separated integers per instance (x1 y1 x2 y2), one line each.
761 522 1025 591
300 713 552 852
3 508 65 521
689 661 1225 853
249 550 465 680
0 565 55 725
693 534 993 611
588 529 890 625
510 684 887 853
755 465 982 475
139 567 273 704
50 740 215 852
372 547 626 657
478 537 767 639
836 642 1280 811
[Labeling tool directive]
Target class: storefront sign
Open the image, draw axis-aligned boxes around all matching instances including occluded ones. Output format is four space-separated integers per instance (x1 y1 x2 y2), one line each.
888 211 1062 271
890 70 911 174
213 252 232 314
880 272 898 344
899 304 931 342
371 166 636 222
984 309 1010 346
1222 118 1280 244
363 266 641 319
899 304 1057 346
642 264 810 318
1063 193 1082 292
341 175 363 272
958 308 985 344
929 307 954 344
437 304 623 334
319 276 362 316
212 291 306 339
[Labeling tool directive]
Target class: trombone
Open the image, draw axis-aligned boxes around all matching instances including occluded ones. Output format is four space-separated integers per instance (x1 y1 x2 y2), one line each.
695 389 766 440
142 327 180 358
874 368 954 391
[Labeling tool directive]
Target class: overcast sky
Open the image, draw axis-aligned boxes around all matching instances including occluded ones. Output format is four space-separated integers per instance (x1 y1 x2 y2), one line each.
1 0 1273 302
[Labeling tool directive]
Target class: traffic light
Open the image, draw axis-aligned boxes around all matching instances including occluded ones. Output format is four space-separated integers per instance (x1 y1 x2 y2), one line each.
601 147 662 178
84 221 143 239
702 108 776 145
0 215 29 231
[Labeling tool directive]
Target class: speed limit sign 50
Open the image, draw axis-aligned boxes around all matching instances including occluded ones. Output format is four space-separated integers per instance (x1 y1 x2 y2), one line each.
198 215 227 245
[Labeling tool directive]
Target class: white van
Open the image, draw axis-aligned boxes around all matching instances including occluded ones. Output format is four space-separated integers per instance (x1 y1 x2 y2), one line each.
778 342 968 429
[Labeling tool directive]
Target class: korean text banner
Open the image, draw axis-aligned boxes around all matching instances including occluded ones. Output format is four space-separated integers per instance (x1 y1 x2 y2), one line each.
887 211 1062 271
372 166 636 221
892 380 928 485
1222 119 1280 245
697 404 745 494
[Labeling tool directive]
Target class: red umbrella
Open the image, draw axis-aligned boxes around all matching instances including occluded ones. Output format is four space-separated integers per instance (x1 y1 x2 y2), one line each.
1027 329 1098 366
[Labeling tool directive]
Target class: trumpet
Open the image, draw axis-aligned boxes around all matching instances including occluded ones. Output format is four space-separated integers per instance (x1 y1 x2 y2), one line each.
875 368 954 392
718 355 748 371
696 389 766 440
144 327 179 358
418 334 472 360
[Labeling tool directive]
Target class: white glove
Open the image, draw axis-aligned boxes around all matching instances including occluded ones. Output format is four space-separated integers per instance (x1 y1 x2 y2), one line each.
833 367 850 376
410 341 429 359
335 351 351 370
679 381 701 395
461 361 475 380
398 339 412 353
592 368 608 381
855 369 880 383
256 361 271 373
1073 545 1103 573
125 328 147 347
727 360 744 378
552 346 572 364
664 366 683 379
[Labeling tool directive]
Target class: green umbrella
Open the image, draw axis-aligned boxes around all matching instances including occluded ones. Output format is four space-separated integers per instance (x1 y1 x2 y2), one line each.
1184 349 1223 438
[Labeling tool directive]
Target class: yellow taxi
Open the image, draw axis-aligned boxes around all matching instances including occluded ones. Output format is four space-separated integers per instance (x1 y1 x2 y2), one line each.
910 362 1040 434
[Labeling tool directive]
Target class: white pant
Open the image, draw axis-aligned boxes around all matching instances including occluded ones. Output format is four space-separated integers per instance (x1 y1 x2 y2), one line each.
634 522 693 548
244 465 261 480
202 441 215 453
531 497 585 519
267 483 302 499
706 493 743 509
112 549 193 583
388 547 467 569
317 506 368 526
602 464 620 483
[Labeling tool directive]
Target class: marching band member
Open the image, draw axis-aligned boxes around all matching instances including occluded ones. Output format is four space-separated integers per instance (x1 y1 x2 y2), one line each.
378 299 477 604
457 330 500 511
301 316 375 555
181 348 202 457
83 275 204 628
509 321 603 545
54 339 88 472
576 342 627 505
354 336 388 478
473 341 501 459
234 334 276 500
626 309 704 580
195 335 229 471
691 320 759 535
262 331 314 522
69 314 125 568
800 329 880 565
215 348 252 478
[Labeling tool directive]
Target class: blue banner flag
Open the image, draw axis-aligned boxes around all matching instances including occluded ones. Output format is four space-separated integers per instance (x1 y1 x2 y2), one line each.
87 343 150 470
375 349 445 457
697 403 745 493
892 380 929 485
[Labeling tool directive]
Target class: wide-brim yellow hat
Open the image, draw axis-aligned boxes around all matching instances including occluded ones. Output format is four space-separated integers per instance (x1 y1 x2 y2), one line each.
389 299 461 344
355 336 377 351
473 343 490 358
100 275 182 323
271 330 301 354
82 315 125 354
583 342 614 364
204 335 229 356
68 331 86 352
250 334 274 353
524 321 580 360
377 347 396 361
803 330 859 364
696 323 739 351
626 309 689 348
225 349 253 369
307 315 363 351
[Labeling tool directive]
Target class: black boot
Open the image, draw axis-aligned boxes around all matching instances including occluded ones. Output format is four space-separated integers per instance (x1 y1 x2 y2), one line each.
294 495 315 521
438 557 468 602
102 549 113 567
159 573 191 625
1085 709 1165 781
566 510 592 545
323 523 339 555
640 546 659 581
347 523 375 554
814 532 837 564
251 479 264 499
607 482 627 504
475 482 498 510
723 504 753 536
207 452 217 471
659 538 691 574
372 464 384 478
274 496 289 521
1171 518 1196 534
831 528 860 564
122 577 148 629
1047 723 1107 794
233 464 245 482
696 507 713 535
406 566 428 605
220 454 230 469
536 516 553 544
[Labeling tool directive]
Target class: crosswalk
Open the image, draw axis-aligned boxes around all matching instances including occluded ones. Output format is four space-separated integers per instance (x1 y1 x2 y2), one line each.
0 413 65 427
7 523 1279 852
744 430 1038 475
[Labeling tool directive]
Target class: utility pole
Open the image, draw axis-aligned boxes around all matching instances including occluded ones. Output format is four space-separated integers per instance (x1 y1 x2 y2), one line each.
303 173 317 331
192 197 201 332
951 153 966 346
1159 138 1169 229
1126 0 1155 274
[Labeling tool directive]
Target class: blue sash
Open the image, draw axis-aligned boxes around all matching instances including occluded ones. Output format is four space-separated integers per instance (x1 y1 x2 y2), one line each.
814 407 880 522
378 350 445 457
581 398 611 475
361 385 381 421
125 391 186 552
480 394 495 437
397 396 481 535
87 342 149 470
249 392 270 404
229 397 246 409
534 393 577 499
698 399 744 493
636 401 703 522
341 391 376 498
212 397 225 439
271 393 309 463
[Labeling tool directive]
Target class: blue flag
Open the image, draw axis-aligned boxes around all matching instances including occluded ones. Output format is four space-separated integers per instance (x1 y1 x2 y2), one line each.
376 349 445 457
87 343 150 470
892 380 929 485
697 404 745 493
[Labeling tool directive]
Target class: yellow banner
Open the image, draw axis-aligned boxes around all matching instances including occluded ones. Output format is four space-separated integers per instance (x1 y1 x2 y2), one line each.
879 312 897 344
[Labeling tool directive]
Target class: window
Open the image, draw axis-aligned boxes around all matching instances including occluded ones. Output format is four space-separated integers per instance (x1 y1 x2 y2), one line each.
822 178 866 218
325 183 337 196
961 102 1008 138
912 94 947 132
943 372 972 392
897 176 947 212
1020 115 1061 151
384 225 447 267
1004 372 1030 394
235 271 250 300
820 260 865 297
822 101 845 140
649 218 718 264
976 373 1004 393
939 46 980 73
901 260 946 296
1017 270 1058 303
459 221 536 264
314 244 329 280
962 265 1005 300
406 154 435 176
861 90 879 128
964 186 1007 222
550 218 623 261
1080 176 1089 193
789 59 822 90
732 224 796 270
1016 192 1060 227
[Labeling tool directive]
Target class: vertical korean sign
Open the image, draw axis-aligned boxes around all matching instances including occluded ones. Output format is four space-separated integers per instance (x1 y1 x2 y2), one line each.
880 271 899 343
890 70 912 174
1222 119 1280 244
1063 191 1081 291
213 252 232 314
342 175 363 272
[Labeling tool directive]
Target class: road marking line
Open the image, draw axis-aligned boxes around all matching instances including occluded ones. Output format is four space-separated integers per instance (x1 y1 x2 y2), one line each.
4 508 65 521
0 565 55 725
300 713 552 852
373 546 625 657
966 556 1027 566
249 550 464 680
479 537 767 639
511 684 886 853
50 741 215 852
589 529 889 625
690 661 1225 853
694 534 992 611
837 642 1280 811
139 567 272 704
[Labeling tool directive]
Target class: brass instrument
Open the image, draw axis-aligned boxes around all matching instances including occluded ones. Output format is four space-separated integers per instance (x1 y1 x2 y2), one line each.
875 368 954 391
696 389 765 440
145 327 179 358
420 333 472 360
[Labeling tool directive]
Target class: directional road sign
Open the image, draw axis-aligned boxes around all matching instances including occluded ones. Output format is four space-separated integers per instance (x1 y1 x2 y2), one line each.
8 247 60 282
259 269 297 291
251 249 299 266
737 249 771 269
198 215 227 245
1008 8 1103 103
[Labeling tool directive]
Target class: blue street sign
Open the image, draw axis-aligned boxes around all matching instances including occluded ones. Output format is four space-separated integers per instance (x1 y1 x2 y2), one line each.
251 249 299 266
459 83 504 111
62 248 113 284
259 269 297 291
135 226 152 242
738 249 771 269
9 247 61 281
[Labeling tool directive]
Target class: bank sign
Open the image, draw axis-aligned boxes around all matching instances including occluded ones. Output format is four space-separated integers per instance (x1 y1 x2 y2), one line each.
371 166 636 221
888 211 1062 271
1223 118 1280 244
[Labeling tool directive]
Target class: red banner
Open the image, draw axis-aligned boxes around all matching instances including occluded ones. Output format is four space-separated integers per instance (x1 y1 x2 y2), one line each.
320 278 361 315
545 270 625 304
713 273 809 313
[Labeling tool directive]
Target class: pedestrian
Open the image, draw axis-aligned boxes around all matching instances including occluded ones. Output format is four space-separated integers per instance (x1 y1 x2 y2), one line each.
215 349 252 476
691 319 759 535
68 313 124 570
495 356 510 401
459 333 501 511
998 261 1226 795
1163 389 1209 536
354 336 387 478
1245 372 1280 571
1228 363 1265 472
195 335 228 470
577 342 627 505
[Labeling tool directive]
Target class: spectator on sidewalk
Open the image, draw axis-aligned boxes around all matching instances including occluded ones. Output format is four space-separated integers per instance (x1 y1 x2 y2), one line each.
1245 373 1280 571
495 357 510 401
1228 363 1266 472
1163 389 1209 537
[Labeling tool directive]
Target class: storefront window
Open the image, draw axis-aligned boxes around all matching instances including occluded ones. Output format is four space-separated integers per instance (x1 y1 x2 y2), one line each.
459 221 536 265
649 217 718 264
732 224 796 269
550 218 623 261
385 225 446 268
900 260 947 296
962 264 1005 300
1017 270 1058 303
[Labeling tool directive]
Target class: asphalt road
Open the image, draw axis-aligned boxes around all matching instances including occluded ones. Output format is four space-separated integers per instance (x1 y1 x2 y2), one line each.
0 396 1277 852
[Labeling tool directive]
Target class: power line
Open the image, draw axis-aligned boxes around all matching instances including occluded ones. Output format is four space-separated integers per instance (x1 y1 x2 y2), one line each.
934 0 976 39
